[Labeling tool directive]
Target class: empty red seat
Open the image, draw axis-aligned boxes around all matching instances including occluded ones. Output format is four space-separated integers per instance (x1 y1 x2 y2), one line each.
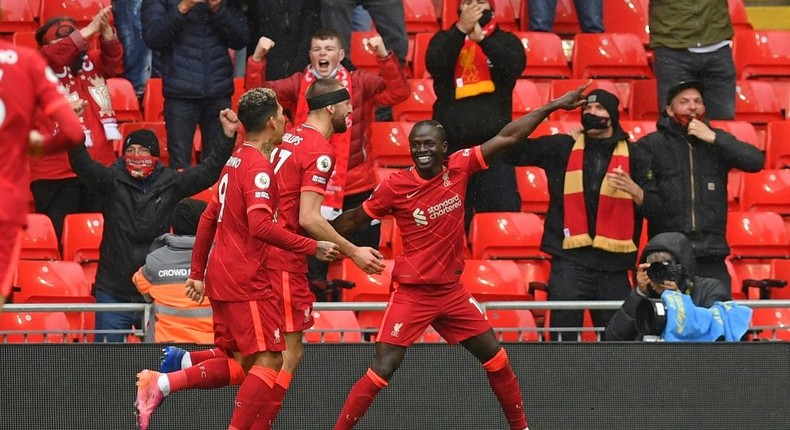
549 79 622 121
513 31 571 80
486 309 539 342
461 259 530 301
739 170 790 216
619 120 656 142
392 78 436 122
710 120 762 151
512 79 548 120
13 260 92 303
727 211 789 258
377 216 404 259
571 33 653 80
603 0 650 45
733 30 790 80
369 121 415 168
469 212 546 260
304 310 363 343
403 0 440 34
734 80 784 125
750 307 790 341
11 30 37 49
628 79 660 121
767 259 790 300
728 0 753 32
61 213 104 285
107 77 143 123
766 120 790 169
39 0 105 27
0 0 37 33
349 31 384 75
0 312 74 343
142 78 164 122
327 258 394 303
410 32 433 79
191 182 218 203
20 214 60 261
515 166 549 214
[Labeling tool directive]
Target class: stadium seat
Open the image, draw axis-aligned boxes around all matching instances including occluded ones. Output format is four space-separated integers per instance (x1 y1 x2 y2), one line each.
304 310 363 343
326 258 394 303
512 79 548 120
727 211 790 258
549 79 622 121
378 216 405 259
0 311 74 343
750 307 790 341
403 0 440 34
767 259 790 300
728 170 742 213
739 170 790 216
486 309 540 342
369 121 415 168
410 32 433 79
602 0 650 45
350 31 384 75
461 259 530 301
728 0 753 33
710 120 762 151
20 214 60 261
519 0 581 34
13 260 92 303
513 31 572 80
628 79 660 121
107 77 143 123
61 213 104 284
392 78 436 122
0 0 37 33
118 122 169 163
39 0 105 27
515 166 549 214
142 78 164 122
765 120 790 169
734 80 785 125
441 0 518 32
191 182 217 203
11 30 37 49
571 33 653 80
469 212 546 260
733 30 790 80
619 120 656 142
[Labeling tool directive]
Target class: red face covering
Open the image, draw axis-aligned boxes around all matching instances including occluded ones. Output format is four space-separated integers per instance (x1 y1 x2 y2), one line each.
124 155 158 178
672 112 706 128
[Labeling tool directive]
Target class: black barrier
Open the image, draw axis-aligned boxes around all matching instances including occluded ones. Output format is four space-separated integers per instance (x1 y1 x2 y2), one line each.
1 343 789 430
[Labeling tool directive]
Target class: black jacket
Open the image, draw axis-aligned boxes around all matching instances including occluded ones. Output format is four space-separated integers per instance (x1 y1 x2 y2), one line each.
426 24 525 154
604 232 732 341
504 129 661 271
142 0 248 98
68 135 235 302
635 113 764 257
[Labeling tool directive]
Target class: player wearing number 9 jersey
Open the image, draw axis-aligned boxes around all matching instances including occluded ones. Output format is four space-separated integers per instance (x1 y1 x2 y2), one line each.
0 39 84 310
331 82 593 430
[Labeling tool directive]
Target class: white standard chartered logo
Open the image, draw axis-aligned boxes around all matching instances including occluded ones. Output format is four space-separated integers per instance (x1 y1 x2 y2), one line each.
412 195 462 226
412 208 428 226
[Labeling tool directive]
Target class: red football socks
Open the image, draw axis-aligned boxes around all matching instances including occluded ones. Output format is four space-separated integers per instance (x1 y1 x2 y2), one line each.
167 358 234 393
482 349 528 430
333 369 388 430
250 370 293 430
189 347 227 365
229 365 277 430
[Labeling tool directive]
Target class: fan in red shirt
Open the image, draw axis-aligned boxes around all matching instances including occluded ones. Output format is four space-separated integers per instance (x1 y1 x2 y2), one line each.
133 88 340 430
0 38 84 310
330 83 592 430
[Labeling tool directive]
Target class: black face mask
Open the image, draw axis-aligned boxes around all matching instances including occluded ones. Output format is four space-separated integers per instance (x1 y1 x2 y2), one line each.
70 53 86 74
581 113 610 131
479 9 493 26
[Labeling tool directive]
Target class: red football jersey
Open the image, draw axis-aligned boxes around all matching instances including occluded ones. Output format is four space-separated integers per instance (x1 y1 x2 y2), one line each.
267 124 335 273
203 144 281 301
0 41 73 224
363 146 488 285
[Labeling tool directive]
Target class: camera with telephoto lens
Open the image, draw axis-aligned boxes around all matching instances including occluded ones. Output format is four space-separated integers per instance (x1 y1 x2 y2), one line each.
635 297 668 337
646 260 682 284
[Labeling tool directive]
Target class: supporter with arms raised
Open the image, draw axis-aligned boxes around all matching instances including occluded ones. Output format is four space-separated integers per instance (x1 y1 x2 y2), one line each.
330 82 591 430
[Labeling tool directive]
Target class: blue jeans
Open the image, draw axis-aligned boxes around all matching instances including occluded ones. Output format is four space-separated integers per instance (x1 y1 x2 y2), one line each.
321 0 408 63
94 290 144 343
653 45 736 120
112 0 151 98
528 0 603 33
163 97 230 169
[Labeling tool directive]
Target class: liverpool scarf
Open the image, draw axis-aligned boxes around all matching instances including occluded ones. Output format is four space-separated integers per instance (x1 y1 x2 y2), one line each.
562 135 637 253
295 66 352 210
454 20 497 100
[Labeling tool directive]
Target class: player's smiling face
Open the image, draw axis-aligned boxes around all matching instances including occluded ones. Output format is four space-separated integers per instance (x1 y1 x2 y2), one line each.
409 124 447 178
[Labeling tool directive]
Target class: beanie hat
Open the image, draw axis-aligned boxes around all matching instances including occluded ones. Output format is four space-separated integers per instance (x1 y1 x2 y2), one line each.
171 198 208 236
584 89 620 128
123 129 160 157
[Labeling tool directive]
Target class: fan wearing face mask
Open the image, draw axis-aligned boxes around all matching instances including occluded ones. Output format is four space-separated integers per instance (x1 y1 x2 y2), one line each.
504 88 662 341
635 81 765 289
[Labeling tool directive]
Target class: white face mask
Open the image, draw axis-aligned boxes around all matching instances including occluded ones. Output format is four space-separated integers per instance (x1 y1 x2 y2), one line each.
310 65 339 80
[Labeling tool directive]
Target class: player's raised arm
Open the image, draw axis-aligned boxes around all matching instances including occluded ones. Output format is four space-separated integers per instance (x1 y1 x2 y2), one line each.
480 80 590 162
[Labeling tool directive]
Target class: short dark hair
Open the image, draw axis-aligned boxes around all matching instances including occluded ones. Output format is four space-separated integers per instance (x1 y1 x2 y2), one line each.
171 198 208 236
305 78 345 100
409 120 446 143
237 88 279 134
311 28 344 45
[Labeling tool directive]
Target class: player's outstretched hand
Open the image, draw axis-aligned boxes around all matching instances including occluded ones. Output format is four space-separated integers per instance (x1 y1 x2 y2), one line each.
554 79 591 110
185 278 206 304
351 247 386 275
219 108 240 138
315 241 340 262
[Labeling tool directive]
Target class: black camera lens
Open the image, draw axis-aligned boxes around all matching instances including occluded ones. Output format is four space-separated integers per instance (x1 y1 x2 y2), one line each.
635 297 668 337
647 261 680 284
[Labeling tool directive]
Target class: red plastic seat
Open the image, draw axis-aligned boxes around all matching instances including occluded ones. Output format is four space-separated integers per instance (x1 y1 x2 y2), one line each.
512 79 548 120
571 33 653 80
13 259 93 303
392 78 436 122
486 309 539 342
619 120 656 142
766 120 790 169
403 0 440 34
469 212 546 260
727 211 790 258
350 31 384 75
733 30 790 80
378 216 404 259
107 77 143 123
549 79 622 121
410 32 433 79
513 31 571 79
728 0 753 33
628 79 660 121
739 170 790 216
461 259 530 301
61 213 104 285
369 121 415 168
515 166 549 214
327 258 394 303
11 30 37 49
734 80 784 125
142 78 164 122
20 214 60 261
767 259 790 300
191 182 218 203
0 312 74 343
304 310 363 343
602 0 650 45
441 0 517 32
710 120 762 151
750 307 790 341
0 0 37 33
39 0 105 27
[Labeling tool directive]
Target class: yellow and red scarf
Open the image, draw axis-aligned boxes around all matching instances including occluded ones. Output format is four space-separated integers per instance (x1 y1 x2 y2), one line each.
295 66 352 210
562 135 637 253
454 20 497 100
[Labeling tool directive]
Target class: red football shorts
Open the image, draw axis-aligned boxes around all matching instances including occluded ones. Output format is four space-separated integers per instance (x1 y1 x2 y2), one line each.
375 281 492 347
0 223 24 298
210 298 285 357
267 268 314 333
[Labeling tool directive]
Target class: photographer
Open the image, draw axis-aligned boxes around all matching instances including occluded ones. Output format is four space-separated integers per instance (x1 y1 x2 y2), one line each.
604 232 731 341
